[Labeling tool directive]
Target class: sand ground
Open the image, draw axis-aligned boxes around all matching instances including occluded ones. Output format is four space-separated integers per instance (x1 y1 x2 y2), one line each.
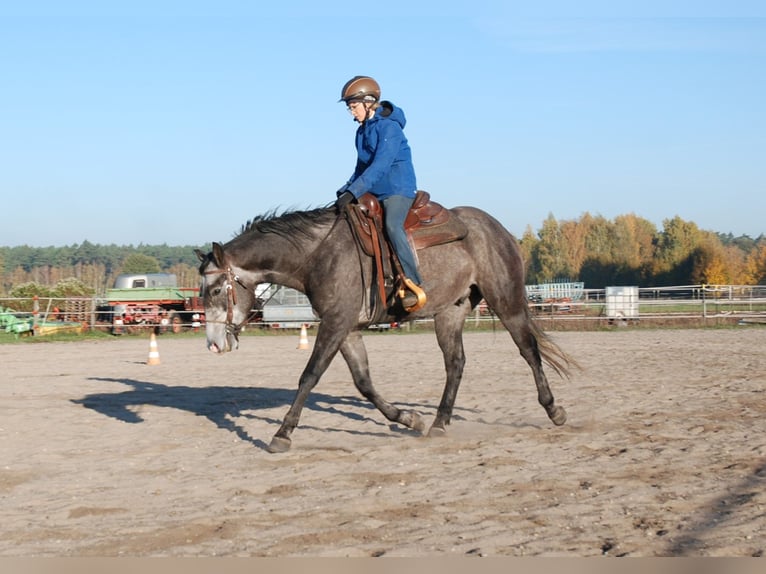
1 327 764 557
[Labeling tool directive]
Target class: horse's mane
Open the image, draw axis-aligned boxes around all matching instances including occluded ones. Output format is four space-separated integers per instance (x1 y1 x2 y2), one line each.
235 206 336 241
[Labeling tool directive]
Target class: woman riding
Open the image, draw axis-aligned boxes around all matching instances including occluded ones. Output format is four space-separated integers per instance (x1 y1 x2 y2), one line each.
334 75 426 311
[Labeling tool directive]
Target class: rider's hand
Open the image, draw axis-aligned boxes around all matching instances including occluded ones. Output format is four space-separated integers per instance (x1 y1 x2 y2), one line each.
334 190 356 213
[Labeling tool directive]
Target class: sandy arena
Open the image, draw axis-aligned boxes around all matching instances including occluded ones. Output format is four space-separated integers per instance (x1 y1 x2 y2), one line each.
1 327 765 557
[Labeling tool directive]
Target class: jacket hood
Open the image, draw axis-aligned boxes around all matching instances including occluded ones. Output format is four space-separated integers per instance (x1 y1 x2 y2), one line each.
375 100 406 129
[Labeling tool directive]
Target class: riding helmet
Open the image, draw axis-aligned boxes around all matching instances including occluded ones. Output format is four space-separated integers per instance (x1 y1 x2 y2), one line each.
339 76 381 103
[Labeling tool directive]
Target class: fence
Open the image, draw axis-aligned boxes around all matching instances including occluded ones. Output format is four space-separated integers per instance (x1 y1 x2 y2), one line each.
464 284 766 329
515 284 766 328
526 282 585 302
0 296 97 336
2 284 766 337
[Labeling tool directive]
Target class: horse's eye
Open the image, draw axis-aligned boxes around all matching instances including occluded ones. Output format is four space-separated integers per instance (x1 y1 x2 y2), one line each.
212 287 222 296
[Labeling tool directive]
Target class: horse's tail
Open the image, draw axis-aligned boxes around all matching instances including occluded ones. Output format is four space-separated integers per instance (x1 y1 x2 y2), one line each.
525 305 581 380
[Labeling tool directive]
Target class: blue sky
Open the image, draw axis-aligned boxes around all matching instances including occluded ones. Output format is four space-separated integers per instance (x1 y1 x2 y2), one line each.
2 1 765 247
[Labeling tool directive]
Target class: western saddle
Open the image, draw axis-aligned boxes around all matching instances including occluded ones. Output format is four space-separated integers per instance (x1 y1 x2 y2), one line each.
344 190 467 316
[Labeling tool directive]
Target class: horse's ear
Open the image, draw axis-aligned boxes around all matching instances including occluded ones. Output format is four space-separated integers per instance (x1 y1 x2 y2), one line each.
194 248 206 263
212 242 226 267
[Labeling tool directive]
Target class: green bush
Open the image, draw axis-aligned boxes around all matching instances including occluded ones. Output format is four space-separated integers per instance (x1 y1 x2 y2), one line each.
51 278 94 298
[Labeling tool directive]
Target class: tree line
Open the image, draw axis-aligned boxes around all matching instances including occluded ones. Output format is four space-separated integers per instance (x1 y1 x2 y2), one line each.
520 213 765 287
0 242 208 298
1 213 765 299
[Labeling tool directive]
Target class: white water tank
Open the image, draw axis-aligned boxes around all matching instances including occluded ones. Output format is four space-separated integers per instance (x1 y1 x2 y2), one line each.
605 286 639 319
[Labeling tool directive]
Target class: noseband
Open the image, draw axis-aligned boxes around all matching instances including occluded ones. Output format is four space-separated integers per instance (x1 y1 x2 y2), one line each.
203 265 252 337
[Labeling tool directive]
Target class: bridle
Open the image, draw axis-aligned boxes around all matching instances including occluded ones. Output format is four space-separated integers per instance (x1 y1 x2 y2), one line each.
200 208 348 337
202 264 254 338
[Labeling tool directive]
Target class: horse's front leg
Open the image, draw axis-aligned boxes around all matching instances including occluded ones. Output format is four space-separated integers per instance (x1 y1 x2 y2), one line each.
267 327 346 453
340 331 425 433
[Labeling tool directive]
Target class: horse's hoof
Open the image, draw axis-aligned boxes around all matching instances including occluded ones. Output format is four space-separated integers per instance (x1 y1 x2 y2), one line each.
398 410 425 433
427 425 447 438
549 405 567 426
267 436 292 453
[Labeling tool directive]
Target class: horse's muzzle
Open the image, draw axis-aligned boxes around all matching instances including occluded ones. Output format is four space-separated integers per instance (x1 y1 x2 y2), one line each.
207 332 239 354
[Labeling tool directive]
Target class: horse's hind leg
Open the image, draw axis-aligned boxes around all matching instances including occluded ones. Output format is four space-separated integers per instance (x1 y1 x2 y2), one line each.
501 311 567 426
428 309 468 437
340 331 425 433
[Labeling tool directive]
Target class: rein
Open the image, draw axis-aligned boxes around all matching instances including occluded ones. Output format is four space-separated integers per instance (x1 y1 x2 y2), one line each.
283 209 348 279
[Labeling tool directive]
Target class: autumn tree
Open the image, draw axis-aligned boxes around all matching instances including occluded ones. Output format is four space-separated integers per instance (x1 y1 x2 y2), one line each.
2 221 763 295
744 243 766 284
691 232 730 285
559 218 588 278
168 262 200 289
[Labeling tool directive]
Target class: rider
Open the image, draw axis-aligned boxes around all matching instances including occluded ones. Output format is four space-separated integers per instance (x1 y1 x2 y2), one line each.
334 75 426 311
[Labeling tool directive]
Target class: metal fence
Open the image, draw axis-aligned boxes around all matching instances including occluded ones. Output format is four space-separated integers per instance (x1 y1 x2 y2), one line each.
520 284 766 327
3 284 766 337
466 284 766 329
1 296 97 336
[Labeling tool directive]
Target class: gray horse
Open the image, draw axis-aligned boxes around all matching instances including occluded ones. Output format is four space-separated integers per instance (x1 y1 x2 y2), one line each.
196 205 575 453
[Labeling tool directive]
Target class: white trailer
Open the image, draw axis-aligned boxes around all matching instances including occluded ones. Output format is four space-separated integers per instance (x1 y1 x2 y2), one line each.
257 284 317 328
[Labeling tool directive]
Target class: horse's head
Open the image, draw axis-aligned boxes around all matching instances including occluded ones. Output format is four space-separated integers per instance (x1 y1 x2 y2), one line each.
195 242 256 354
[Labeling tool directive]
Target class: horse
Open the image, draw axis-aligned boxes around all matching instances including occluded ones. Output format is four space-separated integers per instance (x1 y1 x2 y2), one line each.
196 203 575 453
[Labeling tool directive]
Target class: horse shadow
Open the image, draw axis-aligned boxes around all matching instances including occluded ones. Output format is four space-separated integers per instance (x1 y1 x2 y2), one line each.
72 377 438 451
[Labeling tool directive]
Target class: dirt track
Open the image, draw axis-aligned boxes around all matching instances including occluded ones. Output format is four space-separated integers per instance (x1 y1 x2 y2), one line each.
1 327 765 556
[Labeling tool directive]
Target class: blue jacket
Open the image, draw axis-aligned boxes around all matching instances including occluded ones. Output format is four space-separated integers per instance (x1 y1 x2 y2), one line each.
345 101 417 200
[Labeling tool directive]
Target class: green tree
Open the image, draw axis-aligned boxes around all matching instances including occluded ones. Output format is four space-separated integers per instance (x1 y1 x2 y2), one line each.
518 225 539 281
121 254 161 274
583 214 615 263
612 214 656 271
651 216 702 285
534 213 572 282
578 214 619 287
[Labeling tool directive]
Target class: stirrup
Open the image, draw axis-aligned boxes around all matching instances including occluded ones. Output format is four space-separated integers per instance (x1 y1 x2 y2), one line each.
398 277 427 313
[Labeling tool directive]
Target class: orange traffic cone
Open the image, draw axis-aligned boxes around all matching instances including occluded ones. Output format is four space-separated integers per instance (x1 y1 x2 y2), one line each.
297 324 310 350
147 332 161 365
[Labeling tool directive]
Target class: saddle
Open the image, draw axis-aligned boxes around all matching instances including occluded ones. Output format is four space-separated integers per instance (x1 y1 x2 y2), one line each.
345 190 468 314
